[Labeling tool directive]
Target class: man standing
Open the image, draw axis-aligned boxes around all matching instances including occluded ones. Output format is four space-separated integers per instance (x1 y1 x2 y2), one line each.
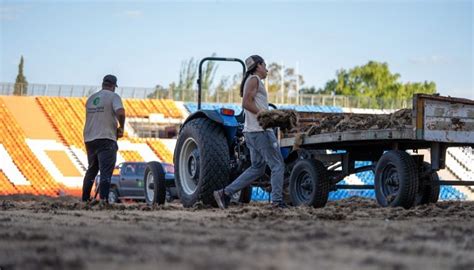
82 74 126 203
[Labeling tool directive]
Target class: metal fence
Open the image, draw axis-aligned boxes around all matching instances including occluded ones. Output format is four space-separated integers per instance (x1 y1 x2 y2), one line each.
1 82 411 109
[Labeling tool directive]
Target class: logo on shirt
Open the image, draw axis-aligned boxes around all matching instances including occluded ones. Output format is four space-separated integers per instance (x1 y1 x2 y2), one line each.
93 97 101 106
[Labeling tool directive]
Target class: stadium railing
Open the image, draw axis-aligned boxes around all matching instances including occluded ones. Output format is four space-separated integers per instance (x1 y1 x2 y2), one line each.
1 82 411 110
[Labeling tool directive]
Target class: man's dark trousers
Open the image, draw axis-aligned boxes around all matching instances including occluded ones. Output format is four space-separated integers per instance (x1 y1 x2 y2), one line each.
82 139 118 201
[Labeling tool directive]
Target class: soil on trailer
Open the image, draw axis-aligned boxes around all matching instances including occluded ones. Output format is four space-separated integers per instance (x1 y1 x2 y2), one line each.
257 109 299 131
258 109 413 137
1 195 473 270
299 109 412 136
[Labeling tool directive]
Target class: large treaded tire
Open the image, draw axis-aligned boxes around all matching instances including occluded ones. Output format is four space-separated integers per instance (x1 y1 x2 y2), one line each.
374 150 419 209
144 161 166 206
174 118 229 208
415 162 440 205
289 159 329 208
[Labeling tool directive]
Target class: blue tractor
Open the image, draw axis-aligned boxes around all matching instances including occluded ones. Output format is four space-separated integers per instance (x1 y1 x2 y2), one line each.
144 57 294 207
172 57 292 207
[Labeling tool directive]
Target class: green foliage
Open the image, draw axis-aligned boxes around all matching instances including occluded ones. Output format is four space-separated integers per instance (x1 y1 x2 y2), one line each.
147 54 219 101
299 86 317 94
14 56 28 96
177 57 198 92
266 62 305 95
316 61 436 100
147 84 167 99
200 53 218 93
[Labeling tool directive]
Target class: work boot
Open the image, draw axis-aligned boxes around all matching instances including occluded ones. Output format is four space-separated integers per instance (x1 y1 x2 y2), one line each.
97 200 111 210
213 189 231 209
86 198 100 207
269 201 289 209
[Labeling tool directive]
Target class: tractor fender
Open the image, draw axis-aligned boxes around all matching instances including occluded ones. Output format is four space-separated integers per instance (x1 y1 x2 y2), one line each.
180 110 239 146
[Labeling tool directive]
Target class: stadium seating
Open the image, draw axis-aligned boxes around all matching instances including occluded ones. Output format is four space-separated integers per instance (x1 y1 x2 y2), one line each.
184 102 344 114
120 150 145 162
446 147 474 181
144 138 174 164
354 161 467 200
37 96 86 151
0 96 179 196
251 187 270 201
0 98 61 196
0 170 17 195
161 99 183 118
124 98 183 118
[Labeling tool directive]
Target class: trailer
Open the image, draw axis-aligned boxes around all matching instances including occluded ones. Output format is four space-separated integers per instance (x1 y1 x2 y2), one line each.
279 94 474 208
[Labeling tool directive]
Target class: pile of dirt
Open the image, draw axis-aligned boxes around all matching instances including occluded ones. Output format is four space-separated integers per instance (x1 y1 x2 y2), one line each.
297 109 412 136
1 195 473 270
257 109 298 131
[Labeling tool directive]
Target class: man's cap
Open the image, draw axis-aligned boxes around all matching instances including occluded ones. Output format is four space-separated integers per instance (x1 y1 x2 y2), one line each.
103 74 118 87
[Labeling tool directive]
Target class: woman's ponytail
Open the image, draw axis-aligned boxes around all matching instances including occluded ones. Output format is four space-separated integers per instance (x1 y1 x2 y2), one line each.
240 71 252 97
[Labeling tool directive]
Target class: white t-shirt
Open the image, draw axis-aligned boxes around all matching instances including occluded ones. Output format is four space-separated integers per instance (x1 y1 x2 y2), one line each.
243 75 269 132
83 89 124 142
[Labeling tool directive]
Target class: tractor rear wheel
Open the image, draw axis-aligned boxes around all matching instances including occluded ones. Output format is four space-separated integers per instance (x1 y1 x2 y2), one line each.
174 118 229 207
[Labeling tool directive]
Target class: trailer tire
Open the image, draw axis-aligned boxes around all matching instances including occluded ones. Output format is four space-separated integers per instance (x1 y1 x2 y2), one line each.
289 159 329 208
174 118 229 208
374 150 419 209
415 162 440 205
144 161 166 206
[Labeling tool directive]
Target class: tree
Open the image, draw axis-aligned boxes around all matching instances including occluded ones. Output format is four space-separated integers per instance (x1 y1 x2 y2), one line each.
312 79 337 95
171 54 219 101
318 61 436 100
266 62 284 94
300 86 317 95
265 62 305 102
200 53 218 94
177 57 198 92
283 67 305 98
147 84 167 99
213 76 229 102
14 56 28 96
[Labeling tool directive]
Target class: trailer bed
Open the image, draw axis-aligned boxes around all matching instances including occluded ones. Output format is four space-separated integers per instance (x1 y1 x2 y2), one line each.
280 94 474 150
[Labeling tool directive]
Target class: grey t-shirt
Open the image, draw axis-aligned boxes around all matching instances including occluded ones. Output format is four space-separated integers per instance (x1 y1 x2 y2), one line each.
83 89 124 142
243 75 269 132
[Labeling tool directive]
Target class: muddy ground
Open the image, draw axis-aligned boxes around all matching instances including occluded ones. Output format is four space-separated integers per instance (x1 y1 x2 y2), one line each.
0 195 473 270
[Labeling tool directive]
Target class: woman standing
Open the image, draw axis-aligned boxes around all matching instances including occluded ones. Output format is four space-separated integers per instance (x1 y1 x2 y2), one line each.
214 55 287 209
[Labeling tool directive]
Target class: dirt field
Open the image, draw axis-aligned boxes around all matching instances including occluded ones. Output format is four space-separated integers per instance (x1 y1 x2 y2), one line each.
1 195 473 270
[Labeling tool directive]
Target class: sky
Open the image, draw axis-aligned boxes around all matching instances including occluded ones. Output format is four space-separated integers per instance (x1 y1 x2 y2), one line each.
0 0 473 98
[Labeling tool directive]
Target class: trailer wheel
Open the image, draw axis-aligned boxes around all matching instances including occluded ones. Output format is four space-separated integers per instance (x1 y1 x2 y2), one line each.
415 162 440 205
174 118 229 207
374 150 419 209
144 161 166 206
289 159 329 208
